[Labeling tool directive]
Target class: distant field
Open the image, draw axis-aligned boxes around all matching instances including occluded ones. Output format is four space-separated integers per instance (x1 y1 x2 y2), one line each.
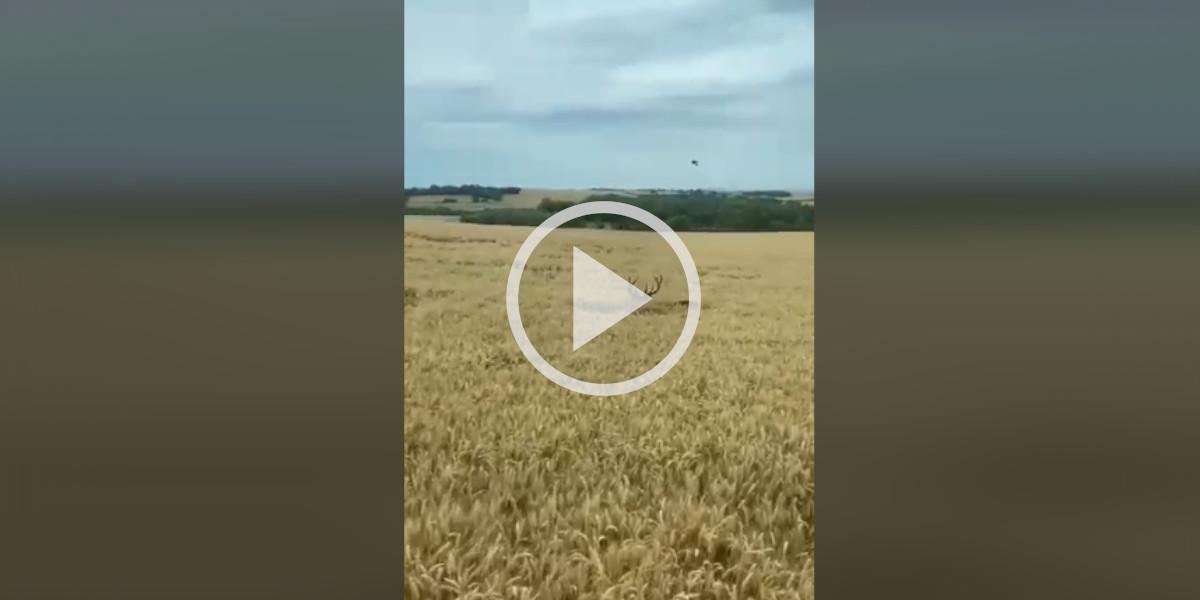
406 188 633 212
506 188 634 206
405 188 810 212
404 219 814 598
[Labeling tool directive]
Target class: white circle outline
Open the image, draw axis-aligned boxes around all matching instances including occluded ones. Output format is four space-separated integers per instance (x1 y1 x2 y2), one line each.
506 201 702 396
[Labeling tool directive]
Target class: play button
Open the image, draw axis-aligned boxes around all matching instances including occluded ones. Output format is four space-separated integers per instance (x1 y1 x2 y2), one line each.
572 247 651 351
506 201 702 397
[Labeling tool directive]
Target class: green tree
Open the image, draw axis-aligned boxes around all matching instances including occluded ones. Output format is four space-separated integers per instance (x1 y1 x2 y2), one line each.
666 214 694 231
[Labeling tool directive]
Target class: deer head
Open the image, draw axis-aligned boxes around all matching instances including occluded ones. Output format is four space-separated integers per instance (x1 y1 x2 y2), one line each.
626 274 664 297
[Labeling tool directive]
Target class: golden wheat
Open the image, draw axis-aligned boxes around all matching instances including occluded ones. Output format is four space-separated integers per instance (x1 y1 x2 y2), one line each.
405 220 814 599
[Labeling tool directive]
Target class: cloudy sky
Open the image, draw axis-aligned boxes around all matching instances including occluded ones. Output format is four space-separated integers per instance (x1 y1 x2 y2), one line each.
404 0 814 191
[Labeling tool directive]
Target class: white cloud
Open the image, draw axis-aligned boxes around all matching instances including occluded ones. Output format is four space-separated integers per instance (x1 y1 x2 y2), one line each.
404 0 814 189
610 33 812 97
526 0 714 30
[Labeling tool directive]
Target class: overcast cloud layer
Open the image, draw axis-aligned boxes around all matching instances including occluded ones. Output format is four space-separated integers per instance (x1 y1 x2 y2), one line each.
405 0 814 190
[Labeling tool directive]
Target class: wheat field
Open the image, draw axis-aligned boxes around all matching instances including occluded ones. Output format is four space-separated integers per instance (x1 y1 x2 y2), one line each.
404 220 814 599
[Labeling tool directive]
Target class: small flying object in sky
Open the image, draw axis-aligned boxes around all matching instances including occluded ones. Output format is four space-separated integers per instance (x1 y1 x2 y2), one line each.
691 159 699 166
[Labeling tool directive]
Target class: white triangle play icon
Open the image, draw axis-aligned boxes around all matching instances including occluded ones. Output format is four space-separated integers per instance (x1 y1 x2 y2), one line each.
572 247 651 351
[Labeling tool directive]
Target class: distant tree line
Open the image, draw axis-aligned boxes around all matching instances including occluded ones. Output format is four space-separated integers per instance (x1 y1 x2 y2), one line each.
458 192 814 232
403 184 520 202
405 206 468 216
536 197 576 213
741 190 794 198
645 188 793 198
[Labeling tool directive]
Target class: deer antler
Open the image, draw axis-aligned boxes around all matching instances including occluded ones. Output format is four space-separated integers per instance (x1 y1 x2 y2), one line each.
626 274 663 296
644 275 664 296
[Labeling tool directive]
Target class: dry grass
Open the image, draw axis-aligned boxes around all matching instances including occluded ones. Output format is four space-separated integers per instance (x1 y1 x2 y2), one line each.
404 220 814 599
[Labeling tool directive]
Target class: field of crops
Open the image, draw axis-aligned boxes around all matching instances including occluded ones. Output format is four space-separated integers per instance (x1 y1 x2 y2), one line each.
404 220 814 599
